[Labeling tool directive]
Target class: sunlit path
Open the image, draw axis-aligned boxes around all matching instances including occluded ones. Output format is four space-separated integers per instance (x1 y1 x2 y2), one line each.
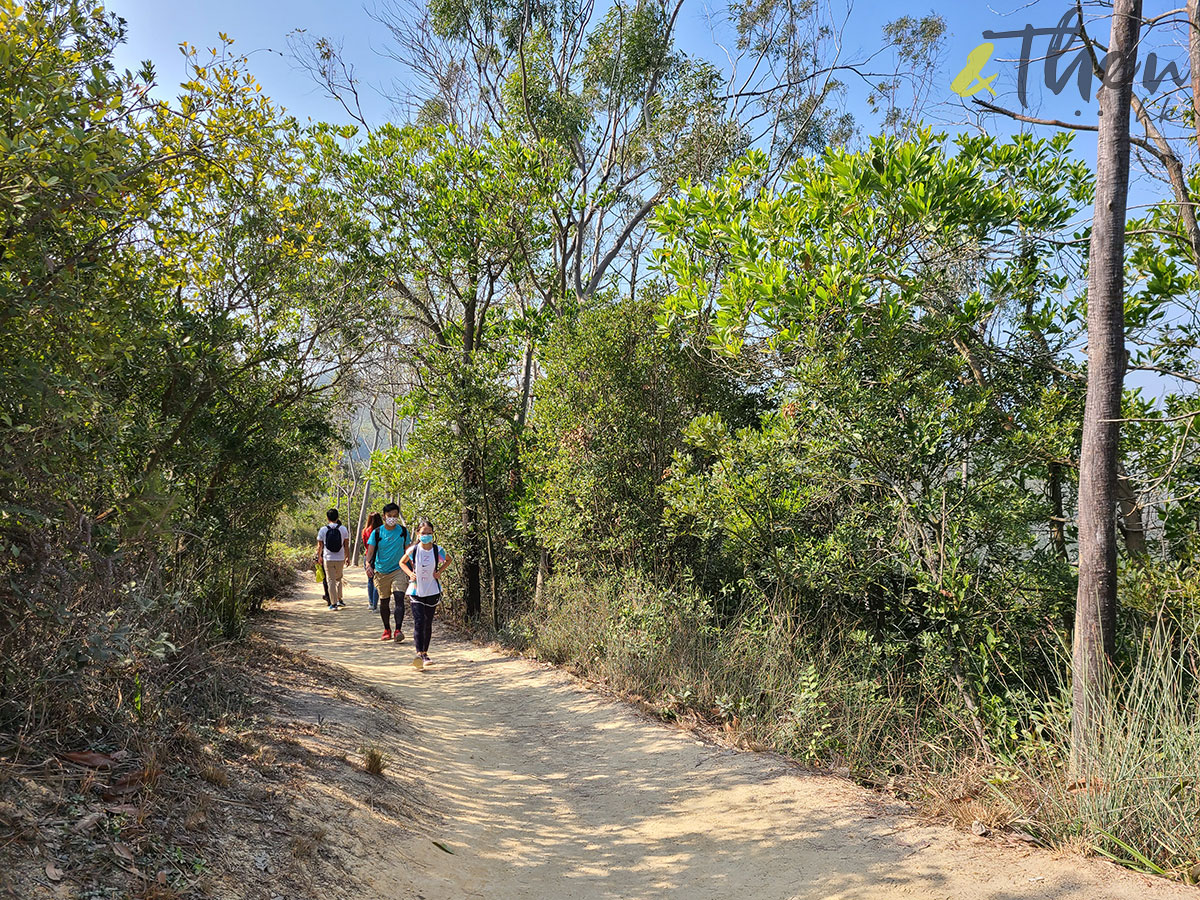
268 570 1192 900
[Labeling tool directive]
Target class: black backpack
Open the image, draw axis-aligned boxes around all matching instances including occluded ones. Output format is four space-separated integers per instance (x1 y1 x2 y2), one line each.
324 523 344 553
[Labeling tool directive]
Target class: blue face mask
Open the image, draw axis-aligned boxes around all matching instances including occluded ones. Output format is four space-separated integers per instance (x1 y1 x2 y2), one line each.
420 534 433 545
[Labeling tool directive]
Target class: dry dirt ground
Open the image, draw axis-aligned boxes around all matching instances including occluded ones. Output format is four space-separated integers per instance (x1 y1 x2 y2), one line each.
1 620 424 900
5 567 1198 900
264 569 1197 900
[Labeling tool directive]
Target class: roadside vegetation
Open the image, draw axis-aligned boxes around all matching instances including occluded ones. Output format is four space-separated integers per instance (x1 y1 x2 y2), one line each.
4 0 1200 888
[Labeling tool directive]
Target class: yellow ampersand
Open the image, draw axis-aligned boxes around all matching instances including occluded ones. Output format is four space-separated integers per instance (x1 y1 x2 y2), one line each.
951 42 998 97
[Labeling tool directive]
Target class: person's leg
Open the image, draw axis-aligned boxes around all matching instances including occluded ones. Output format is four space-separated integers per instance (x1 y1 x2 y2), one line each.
423 601 437 655
420 602 439 652
367 575 379 610
326 560 344 605
392 590 406 637
375 571 396 633
408 600 426 666
409 600 425 654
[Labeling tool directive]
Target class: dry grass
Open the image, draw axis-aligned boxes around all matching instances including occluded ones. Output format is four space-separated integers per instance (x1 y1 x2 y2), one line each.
0 628 418 900
198 762 230 787
362 745 387 776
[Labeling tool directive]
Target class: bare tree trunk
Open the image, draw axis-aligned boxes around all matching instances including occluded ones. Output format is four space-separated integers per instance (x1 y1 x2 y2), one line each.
1116 463 1148 557
1049 461 1068 561
460 281 483 622
533 546 549 608
516 336 535 430
1072 0 1141 775
1190 0 1200 148
351 419 383 566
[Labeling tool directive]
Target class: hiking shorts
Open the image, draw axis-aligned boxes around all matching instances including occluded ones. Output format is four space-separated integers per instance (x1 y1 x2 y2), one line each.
373 569 406 599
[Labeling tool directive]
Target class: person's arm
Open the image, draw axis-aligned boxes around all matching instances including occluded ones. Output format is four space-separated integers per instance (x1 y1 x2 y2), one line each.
365 533 377 574
435 549 452 578
399 545 416 578
314 528 324 561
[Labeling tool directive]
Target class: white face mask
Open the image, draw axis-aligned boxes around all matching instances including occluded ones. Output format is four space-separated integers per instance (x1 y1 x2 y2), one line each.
385 516 398 527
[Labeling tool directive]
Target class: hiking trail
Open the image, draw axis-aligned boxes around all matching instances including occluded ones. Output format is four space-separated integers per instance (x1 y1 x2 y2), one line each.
267 569 1194 900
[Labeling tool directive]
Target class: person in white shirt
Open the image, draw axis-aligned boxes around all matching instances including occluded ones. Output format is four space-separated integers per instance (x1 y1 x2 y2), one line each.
315 508 350 609
399 518 452 670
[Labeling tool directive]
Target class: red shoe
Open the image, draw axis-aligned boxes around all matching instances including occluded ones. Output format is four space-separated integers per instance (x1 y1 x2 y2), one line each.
380 629 392 641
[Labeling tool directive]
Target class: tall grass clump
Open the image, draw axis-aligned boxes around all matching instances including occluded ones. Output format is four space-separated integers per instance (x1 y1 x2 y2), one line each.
525 570 981 783
1009 623 1200 878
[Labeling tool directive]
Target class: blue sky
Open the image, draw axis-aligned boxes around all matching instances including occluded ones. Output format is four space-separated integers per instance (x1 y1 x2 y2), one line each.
103 0 1195 228
103 1 1186 141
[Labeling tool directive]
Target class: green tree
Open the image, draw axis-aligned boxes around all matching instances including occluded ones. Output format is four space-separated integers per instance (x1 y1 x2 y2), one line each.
332 124 565 619
652 132 1093 747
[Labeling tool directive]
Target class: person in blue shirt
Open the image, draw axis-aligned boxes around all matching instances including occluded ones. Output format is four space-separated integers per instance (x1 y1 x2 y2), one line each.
365 502 410 642
400 518 451 670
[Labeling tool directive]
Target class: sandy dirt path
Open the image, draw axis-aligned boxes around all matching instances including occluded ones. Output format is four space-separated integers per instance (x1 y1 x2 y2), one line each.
269 568 1195 900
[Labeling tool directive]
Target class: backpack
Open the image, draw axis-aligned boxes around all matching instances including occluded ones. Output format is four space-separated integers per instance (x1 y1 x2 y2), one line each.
323 523 344 553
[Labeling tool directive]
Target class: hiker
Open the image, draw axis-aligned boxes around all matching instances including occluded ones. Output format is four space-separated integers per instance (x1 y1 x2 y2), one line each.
400 518 451 670
361 512 383 611
315 509 349 610
365 503 410 642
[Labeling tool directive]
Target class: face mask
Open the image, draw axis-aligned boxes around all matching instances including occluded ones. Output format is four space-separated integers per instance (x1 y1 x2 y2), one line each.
385 516 398 527
420 534 433 544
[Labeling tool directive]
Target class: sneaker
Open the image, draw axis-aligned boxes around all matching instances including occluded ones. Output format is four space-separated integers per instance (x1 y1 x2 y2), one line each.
412 655 424 670
421 653 430 661
393 631 405 643
335 600 346 608
381 629 392 641
327 604 338 611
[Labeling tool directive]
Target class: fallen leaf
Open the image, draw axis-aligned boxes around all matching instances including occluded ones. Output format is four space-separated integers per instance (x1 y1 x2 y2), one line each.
156 871 168 887
61 751 115 769
100 772 146 800
45 862 64 881
184 809 207 831
71 811 105 834
431 840 455 854
971 820 990 837
112 842 135 864
105 804 139 816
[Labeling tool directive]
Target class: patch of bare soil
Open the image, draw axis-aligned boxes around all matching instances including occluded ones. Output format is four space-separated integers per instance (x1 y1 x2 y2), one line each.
0 628 421 900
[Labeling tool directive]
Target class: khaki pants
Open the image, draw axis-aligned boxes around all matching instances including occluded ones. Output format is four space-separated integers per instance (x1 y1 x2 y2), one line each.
373 568 402 600
373 569 406 633
324 559 345 604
